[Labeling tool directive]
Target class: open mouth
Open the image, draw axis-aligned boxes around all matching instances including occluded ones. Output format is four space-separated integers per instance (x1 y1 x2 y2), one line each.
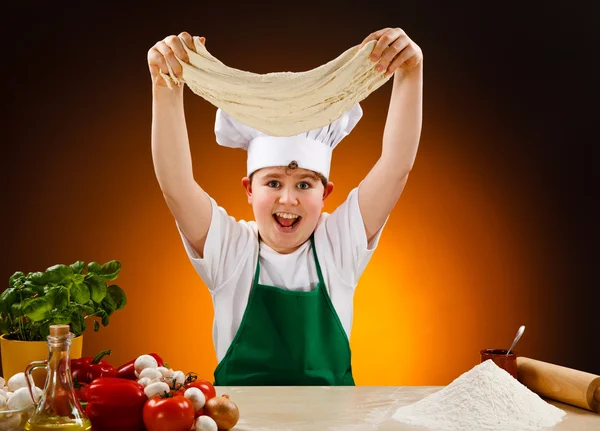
273 212 302 230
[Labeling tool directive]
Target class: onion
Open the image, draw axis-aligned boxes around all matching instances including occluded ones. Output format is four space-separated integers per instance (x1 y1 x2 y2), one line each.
204 394 239 430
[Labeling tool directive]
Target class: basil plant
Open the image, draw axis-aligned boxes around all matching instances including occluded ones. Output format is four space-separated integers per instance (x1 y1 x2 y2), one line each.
0 260 126 341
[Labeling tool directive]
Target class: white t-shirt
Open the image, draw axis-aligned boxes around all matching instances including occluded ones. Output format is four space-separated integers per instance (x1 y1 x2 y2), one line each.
178 187 386 362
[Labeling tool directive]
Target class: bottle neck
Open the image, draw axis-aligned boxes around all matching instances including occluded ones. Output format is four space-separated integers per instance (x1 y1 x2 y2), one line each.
46 334 73 387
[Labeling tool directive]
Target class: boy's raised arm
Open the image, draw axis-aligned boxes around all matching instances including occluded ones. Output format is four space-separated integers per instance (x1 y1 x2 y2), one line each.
149 33 212 258
356 27 424 244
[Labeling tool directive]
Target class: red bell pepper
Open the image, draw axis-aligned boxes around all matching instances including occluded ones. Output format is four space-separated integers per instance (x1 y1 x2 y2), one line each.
86 377 147 431
71 349 116 384
115 353 165 380
74 380 90 402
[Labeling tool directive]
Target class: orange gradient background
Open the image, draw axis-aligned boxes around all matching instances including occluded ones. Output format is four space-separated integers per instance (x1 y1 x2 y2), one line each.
2 3 596 384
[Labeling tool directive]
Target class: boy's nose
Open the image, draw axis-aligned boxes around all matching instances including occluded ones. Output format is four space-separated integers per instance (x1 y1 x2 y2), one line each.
278 188 299 205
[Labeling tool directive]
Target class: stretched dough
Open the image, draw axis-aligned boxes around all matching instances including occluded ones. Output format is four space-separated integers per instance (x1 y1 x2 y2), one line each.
160 37 392 137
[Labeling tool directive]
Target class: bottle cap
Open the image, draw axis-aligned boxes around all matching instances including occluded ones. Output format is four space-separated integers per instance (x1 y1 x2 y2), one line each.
49 325 71 337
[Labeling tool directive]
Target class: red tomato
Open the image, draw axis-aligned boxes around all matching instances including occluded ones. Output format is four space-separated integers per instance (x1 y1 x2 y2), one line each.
171 387 186 397
185 379 216 401
143 396 195 431
194 407 204 419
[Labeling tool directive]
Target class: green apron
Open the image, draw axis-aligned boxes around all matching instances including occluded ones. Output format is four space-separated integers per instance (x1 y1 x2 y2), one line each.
213 235 355 386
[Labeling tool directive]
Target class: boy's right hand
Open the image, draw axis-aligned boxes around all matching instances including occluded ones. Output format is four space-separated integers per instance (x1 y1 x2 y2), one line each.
147 32 206 88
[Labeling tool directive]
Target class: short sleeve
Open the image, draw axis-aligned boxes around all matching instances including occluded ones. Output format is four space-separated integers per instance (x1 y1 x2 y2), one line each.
177 195 256 291
318 186 387 286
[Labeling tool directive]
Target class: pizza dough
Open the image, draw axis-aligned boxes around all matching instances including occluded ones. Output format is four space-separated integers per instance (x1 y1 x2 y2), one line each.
160 37 392 137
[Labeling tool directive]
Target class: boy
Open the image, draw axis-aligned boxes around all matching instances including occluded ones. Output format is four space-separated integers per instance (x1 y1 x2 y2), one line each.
148 27 423 385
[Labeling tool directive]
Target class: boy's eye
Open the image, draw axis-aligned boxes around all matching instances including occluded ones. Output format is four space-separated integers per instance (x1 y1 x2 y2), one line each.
297 182 311 190
267 181 280 188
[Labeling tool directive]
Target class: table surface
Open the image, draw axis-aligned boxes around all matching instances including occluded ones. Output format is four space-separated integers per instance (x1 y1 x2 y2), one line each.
215 386 600 431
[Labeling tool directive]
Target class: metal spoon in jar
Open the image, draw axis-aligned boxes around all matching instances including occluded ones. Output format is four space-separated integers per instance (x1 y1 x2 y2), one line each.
507 325 525 356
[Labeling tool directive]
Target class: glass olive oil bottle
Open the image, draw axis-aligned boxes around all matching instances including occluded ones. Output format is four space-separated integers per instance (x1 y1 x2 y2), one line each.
24 325 91 431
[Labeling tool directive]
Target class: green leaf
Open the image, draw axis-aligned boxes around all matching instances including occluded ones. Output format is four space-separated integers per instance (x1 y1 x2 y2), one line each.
85 274 107 303
8 272 25 288
91 261 121 281
105 285 127 310
95 309 110 327
20 287 35 300
11 302 23 317
52 315 72 325
71 281 91 304
45 286 69 310
87 262 102 274
23 280 45 296
70 261 86 274
0 288 19 315
93 320 100 332
22 298 53 322
100 294 116 316
28 271 50 286
77 303 95 315
70 310 85 336
50 309 72 325
45 264 74 284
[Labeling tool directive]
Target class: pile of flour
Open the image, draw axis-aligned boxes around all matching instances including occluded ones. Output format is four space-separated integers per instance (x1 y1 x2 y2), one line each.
392 359 566 431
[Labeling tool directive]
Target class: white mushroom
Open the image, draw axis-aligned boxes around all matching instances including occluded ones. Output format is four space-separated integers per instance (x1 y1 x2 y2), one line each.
195 415 218 431
156 367 174 378
7 373 33 392
143 382 170 399
172 370 186 386
0 390 7 402
134 355 158 375
138 368 162 381
0 397 7 411
136 377 152 388
184 387 205 411
0 376 5 389
7 386 41 410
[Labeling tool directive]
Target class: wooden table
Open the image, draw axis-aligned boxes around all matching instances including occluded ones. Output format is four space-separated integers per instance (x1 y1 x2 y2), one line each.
216 386 600 431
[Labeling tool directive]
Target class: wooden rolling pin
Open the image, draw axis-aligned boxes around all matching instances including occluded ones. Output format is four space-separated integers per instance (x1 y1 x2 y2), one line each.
517 357 600 413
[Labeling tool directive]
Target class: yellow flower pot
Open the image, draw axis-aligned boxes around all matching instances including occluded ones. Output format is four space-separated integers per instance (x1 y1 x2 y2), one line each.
0 334 83 388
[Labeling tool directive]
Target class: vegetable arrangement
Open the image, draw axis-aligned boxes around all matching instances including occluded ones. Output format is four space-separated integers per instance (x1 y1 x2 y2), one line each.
0 352 240 431
130 354 239 431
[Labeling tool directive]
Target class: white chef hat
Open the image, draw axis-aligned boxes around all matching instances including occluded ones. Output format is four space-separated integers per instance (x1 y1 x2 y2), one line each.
214 104 363 179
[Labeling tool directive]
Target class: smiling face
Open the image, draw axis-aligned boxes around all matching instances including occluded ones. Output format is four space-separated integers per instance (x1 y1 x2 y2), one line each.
242 166 334 254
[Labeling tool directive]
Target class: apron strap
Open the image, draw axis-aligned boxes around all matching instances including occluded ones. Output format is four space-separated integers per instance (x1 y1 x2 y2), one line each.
309 234 325 287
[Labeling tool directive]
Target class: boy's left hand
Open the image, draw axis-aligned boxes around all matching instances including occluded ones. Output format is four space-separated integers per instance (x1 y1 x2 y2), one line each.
359 27 423 76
